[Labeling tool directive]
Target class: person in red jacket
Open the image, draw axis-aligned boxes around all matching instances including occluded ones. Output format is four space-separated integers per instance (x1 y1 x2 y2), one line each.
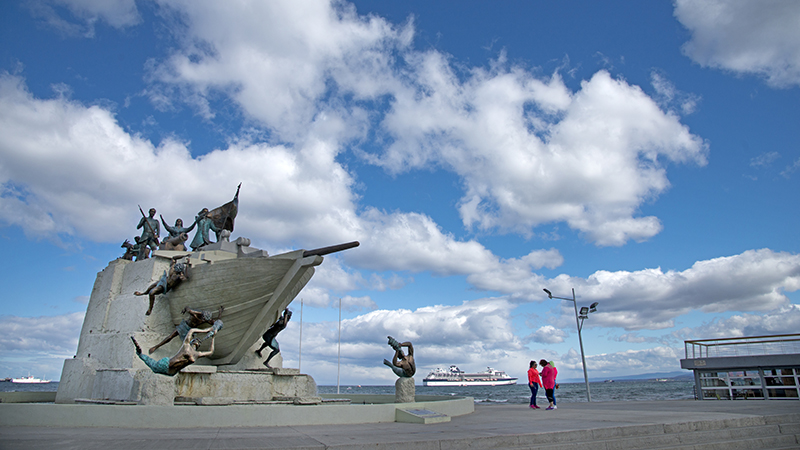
527 360 542 409
539 359 558 410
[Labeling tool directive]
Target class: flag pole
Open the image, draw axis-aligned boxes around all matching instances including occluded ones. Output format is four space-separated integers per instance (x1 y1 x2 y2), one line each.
298 298 303 372
337 297 342 394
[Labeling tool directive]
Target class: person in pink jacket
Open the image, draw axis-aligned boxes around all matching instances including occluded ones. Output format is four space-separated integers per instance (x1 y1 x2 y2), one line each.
539 359 558 410
527 360 542 409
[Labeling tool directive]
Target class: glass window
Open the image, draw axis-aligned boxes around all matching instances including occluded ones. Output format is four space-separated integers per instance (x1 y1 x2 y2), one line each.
703 389 730 400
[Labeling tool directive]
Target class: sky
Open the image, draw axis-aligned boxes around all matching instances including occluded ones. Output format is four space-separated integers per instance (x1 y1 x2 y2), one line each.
0 0 799 386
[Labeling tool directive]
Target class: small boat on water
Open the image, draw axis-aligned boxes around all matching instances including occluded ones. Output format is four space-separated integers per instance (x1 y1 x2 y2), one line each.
423 365 517 387
12 375 50 384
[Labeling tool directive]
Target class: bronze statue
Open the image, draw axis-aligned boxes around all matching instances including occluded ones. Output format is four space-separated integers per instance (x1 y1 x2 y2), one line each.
384 336 415 377
207 183 240 241
130 236 150 261
120 239 137 260
189 208 219 251
160 216 196 251
133 255 189 315
147 306 224 354
131 327 216 376
255 308 292 368
137 206 160 255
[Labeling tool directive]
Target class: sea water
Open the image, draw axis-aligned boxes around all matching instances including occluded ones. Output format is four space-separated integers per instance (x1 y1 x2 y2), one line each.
0 381 60 393
1 380 697 403
318 380 696 404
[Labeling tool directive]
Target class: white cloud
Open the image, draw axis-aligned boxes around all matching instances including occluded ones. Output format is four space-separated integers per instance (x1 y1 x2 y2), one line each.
691 304 800 338
275 297 528 384
351 209 500 275
0 312 84 380
28 0 140 37
140 1 708 246
750 152 780 168
530 325 567 344
375 66 707 246
536 249 800 331
0 73 360 246
466 250 560 300
149 0 411 142
675 0 800 88
340 295 377 312
581 346 683 377
781 157 800 178
0 73 568 296
650 71 700 115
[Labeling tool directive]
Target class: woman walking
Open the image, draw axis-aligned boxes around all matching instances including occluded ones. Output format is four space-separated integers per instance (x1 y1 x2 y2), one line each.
527 360 541 409
540 359 558 410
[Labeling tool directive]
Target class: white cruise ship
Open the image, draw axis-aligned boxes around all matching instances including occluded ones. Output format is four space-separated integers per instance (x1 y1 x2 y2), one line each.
423 365 518 387
11 375 50 384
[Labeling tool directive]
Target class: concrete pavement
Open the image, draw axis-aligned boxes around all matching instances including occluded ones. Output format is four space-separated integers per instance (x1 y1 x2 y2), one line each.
2 400 799 449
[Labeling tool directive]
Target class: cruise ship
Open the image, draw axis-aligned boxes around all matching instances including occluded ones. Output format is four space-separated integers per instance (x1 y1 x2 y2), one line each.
11 375 50 384
423 365 518 387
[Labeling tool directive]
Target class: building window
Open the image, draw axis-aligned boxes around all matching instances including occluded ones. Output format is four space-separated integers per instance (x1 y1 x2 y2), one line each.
698 370 763 400
764 368 799 399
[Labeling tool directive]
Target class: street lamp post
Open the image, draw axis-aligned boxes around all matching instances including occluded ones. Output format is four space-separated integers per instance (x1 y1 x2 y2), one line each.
543 288 598 402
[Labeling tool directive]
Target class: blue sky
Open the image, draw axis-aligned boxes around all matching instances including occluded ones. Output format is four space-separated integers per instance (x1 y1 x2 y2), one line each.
1 0 799 385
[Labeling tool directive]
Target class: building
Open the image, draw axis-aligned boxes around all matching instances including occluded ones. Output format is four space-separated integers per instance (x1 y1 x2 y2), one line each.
680 334 800 400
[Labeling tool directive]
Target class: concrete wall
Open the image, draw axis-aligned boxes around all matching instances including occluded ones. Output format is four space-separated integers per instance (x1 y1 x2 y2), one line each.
0 396 474 428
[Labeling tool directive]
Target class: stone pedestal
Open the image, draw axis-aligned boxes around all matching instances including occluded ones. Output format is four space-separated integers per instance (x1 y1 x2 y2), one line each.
56 256 317 405
395 377 415 403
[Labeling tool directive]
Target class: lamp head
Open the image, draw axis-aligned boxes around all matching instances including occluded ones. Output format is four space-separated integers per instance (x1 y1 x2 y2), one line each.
579 306 589 315
543 289 553 299
589 302 599 313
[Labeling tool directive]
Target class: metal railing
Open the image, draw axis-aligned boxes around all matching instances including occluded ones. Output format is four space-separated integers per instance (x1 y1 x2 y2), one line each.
684 334 800 359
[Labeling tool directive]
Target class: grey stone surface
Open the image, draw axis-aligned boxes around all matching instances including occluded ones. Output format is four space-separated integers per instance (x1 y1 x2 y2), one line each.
57 252 318 405
395 376 415 403
134 370 175 405
1 401 798 450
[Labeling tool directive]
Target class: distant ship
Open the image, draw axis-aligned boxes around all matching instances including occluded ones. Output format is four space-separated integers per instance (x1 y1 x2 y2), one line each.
423 365 518 387
12 375 50 384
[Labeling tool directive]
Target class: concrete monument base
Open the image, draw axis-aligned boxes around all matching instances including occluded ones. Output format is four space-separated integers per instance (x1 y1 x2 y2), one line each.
395 377 415 403
56 254 319 405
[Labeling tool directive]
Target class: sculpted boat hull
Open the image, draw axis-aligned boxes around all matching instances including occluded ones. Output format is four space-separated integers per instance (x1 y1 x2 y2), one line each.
162 246 322 366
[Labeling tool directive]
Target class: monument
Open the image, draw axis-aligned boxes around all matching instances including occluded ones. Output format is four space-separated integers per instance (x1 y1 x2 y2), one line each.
384 336 416 403
56 187 359 406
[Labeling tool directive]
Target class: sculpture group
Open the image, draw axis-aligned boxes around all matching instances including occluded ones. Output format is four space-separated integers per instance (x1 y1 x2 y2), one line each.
120 184 300 374
121 187 239 262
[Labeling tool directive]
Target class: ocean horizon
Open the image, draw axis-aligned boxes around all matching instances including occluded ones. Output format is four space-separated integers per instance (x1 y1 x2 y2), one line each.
1 379 697 404
318 380 696 404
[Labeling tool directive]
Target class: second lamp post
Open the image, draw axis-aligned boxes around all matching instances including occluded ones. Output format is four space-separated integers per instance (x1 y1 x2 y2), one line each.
543 288 598 402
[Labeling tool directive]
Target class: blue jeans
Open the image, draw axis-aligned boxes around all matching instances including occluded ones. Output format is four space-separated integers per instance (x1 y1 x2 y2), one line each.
545 388 555 405
529 384 539 406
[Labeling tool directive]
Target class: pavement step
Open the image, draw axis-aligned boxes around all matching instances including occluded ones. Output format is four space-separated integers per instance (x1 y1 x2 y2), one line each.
432 415 800 450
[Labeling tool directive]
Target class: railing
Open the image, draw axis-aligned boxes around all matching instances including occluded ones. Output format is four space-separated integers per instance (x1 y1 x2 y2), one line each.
684 334 800 359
